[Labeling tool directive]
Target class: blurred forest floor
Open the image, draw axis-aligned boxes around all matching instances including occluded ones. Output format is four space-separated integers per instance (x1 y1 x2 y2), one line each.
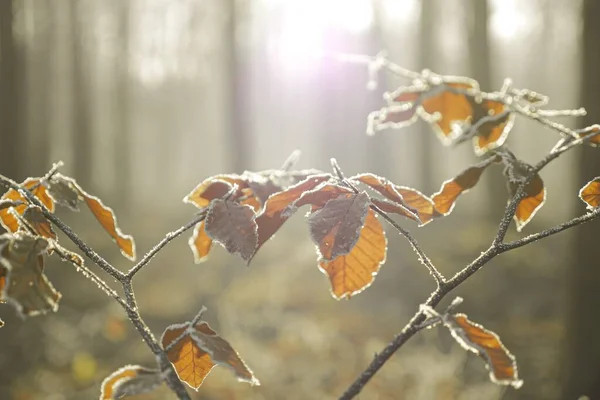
0 204 570 400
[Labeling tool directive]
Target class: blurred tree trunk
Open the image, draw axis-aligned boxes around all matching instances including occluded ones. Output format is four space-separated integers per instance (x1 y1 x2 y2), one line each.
0 0 23 180
25 0 52 176
70 0 92 184
563 0 600 397
114 0 131 208
468 0 504 218
225 0 251 172
418 0 435 193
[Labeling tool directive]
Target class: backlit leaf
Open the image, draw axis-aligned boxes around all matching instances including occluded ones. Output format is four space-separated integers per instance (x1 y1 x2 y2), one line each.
184 175 246 209
500 151 546 231
432 156 498 215
79 189 136 261
395 187 439 225
253 174 331 256
189 221 213 264
285 183 354 214
318 209 387 299
47 174 82 211
308 191 371 260
100 365 162 400
507 174 546 232
444 313 522 388
204 199 258 261
0 178 55 233
351 173 420 222
469 100 515 155
579 177 600 210
161 314 259 390
575 124 600 146
0 232 60 317
23 206 56 240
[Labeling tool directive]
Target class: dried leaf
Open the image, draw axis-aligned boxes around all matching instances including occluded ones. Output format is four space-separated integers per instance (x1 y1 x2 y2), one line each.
308 192 371 260
507 174 546 232
161 316 259 390
47 174 82 211
444 313 522 388
0 232 60 317
100 365 162 400
204 199 258 261
189 221 213 264
469 100 515 155
253 175 331 256
286 183 354 214
0 178 55 233
318 209 387 299
184 175 246 209
23 206 56 240
432 157 498 215
579 177 600 210
395 187 439 225
500 151 546 231
575 125 600 146
351 174 420 222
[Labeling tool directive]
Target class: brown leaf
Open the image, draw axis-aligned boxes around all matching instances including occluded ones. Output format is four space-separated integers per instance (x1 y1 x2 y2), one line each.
390 81 477 144
23 206 57 240
579 177 600 210
0 318 3 328
445 313 522 388
395 187 440 225
204 199 258 261
286 183 354 213
79 190 136 261
575 124 600 146
432 156 498 215
507 174 546 232
0 232 60 317
47 174 82 211
184 175 247 209
469 100 515 155
161 315 259 390
308 191 371 260
351 173 420 222
0 178 55 233
99 365 162 400
253 174 331 256
189 221 213 264
318 209 387 299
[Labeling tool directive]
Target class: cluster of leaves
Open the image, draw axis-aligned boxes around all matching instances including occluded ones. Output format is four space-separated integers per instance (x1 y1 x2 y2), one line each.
0 174 134 318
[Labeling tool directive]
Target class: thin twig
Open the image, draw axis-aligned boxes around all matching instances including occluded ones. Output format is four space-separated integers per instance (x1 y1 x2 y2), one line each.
126 212 206 279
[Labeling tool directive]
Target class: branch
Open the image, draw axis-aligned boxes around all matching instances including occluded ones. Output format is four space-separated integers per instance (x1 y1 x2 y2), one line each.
126 212 206 279
339 138 598 399
0 174 124 280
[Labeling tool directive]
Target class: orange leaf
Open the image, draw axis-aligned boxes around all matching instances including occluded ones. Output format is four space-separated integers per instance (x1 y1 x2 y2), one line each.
23 206 57 240
0 232 60 317
318 209 387 299
445 313 522 388
308 191 371 260
420 83 475 143
253 174 331 256
395 187 439 225
0 178 55 233
184 175 247 209
189 221 213 264
579 177 600 210
161 314 259 390
287 183 354 213
470 100 515 155
351 173 420 223
204 199 258 261
575 125 600 146
432 156 498 215
80 190 136 260
99 365 162 400
508 174 546 232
